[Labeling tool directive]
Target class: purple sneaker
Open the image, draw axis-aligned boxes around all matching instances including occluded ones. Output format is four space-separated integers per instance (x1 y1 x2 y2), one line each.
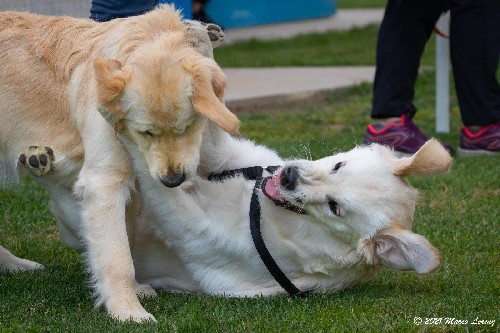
364 114 452 154
458 124 500 156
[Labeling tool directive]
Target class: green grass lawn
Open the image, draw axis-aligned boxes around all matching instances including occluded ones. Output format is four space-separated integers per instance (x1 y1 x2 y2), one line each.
214 24 436 68
337 0 386 9
1 24 499 333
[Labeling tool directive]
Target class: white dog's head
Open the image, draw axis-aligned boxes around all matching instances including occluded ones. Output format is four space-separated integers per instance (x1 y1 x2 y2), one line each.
263 139 452 275
94 31 239 187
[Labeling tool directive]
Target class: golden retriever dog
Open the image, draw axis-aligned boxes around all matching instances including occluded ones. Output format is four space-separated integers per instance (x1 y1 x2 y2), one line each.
126 133 451 296
45 124 451 297
0 6 238 322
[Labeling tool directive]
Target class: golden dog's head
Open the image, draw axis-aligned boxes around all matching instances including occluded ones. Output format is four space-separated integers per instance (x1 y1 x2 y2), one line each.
94 32 238 187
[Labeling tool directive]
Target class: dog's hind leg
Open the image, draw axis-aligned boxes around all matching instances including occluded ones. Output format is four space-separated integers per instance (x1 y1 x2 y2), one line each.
0 245 43 274
18 145 82 183
203 22 225 48
18 146 55 176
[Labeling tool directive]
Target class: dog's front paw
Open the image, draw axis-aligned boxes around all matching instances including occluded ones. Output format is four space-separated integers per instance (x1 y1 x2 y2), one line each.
19 146 54 176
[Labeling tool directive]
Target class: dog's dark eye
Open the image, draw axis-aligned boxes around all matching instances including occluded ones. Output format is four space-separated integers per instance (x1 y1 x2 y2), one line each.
328 199 341 216
332 162 345 173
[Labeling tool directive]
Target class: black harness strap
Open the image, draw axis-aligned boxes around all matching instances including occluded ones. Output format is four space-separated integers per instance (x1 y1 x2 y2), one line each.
208 165 280 182
250 177 310 298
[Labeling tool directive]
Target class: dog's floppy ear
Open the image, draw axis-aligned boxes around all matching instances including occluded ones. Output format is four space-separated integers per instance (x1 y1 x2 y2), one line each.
372 225 441 275
392 139 452 177
94 58 131 131
183 56 239 134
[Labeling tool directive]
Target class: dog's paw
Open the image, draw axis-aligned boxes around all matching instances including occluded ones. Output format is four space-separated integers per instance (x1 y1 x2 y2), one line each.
205 23 225 48
108 301 157 323
135 283 157 299
185 19 224 53
19 146 54 176
13 258 44 272
0 258 44 274
0 246 44 274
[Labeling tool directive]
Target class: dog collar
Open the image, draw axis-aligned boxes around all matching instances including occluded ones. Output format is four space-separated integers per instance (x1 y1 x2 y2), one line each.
209 166 308 215
250 177 310 298
208 165 280 182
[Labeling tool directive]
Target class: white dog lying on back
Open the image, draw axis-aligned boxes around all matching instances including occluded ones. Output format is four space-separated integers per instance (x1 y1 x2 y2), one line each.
118 128 452 296
26 125 451 296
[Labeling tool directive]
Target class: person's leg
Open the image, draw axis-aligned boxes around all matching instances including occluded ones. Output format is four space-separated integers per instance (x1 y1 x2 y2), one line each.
371 0 445 120
450 0 500 127
366 0 452 154
450 0 500 155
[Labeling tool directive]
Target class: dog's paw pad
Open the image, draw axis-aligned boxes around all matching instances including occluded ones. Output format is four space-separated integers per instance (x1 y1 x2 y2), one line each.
206 23 224 46
19 146 55 176
186 20 224 49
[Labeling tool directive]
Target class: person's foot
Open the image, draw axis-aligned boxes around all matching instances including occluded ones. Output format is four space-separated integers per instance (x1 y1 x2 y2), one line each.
458 124 500 156
364 114 453 155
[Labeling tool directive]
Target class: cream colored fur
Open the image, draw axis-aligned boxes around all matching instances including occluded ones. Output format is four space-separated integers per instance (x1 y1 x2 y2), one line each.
121 132 452 296
0 6 237 322
14 131 451 301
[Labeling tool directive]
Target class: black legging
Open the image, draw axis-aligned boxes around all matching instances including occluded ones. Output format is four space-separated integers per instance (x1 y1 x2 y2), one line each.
371 0 500 127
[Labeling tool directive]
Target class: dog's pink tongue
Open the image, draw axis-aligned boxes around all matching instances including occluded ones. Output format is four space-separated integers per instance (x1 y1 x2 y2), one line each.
265 174 285 201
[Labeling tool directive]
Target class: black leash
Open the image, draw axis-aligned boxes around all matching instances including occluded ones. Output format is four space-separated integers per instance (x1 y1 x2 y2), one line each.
249 177 310 298
208 165 310 297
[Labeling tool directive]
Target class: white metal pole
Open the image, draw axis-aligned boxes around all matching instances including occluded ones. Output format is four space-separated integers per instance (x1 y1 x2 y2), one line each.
435 12 450 133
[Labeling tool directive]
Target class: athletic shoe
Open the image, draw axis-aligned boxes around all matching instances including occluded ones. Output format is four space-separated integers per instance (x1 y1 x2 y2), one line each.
458 124 500 156
364 114 452 155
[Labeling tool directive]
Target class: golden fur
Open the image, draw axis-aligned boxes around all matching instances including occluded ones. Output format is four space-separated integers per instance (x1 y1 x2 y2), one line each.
0 6 238 322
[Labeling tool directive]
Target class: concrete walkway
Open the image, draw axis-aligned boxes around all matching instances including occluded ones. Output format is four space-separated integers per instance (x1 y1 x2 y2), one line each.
222 9 383 104
224 66 375 104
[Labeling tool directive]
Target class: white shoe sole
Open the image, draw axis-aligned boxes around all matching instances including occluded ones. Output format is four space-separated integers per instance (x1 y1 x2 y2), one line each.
457 147 500 157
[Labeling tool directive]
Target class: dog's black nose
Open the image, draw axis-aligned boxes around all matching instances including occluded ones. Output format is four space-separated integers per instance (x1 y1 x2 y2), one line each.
280 165 299 191
160 172 186 188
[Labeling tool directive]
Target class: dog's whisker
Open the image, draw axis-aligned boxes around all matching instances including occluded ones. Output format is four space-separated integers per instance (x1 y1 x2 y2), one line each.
312 137 334 152
298 141 312 161
349 127 360 147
